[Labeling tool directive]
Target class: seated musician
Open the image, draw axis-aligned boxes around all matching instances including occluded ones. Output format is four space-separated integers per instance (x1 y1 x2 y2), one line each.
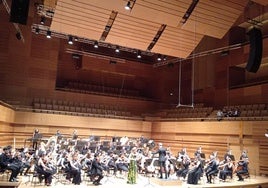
177 148 188 162
69 153 82 185
36 153 54 186
236 151 249 181
205 153 219 183
115 153 129 175
176 154 191 180
219 155 234 181
0 146 21 182
91 154 104 186
187 154 203 185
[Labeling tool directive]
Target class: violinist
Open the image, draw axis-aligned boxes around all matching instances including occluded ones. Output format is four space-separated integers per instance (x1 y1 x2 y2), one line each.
36 153 53 186
187 154 203 185
205 153 219 183
219 155 234 181
176 154 191 181
235 151 249 181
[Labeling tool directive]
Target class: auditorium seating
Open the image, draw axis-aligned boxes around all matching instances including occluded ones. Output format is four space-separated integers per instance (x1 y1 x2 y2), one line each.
60 81 149 100
32 98 133 119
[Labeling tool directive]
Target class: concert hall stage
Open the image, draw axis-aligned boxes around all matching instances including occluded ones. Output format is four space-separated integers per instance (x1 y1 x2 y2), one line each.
16 174 268 188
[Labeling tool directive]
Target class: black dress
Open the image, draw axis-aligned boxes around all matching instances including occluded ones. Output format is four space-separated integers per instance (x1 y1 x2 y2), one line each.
187 160 203 185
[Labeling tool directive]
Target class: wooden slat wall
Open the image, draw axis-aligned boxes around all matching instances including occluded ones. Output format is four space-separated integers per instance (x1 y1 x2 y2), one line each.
1 104 268 175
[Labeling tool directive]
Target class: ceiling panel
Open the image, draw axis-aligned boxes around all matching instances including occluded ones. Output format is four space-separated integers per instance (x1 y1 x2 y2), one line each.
50 0 250 59
106 13 160 50
180 0 249 38
152 26 204 58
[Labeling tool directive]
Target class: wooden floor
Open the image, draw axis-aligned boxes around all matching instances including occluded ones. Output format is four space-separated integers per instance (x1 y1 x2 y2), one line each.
13 173 268 188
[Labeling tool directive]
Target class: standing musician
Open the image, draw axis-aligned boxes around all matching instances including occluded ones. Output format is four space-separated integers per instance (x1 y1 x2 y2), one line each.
219 155 234 181
69 153 82 185
36 153 54 186
32 129 40 151
235 150 249 181
152 143 167 179
0 146 21 182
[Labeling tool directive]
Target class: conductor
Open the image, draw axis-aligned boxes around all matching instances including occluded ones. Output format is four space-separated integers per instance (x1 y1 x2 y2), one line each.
153 143 167 179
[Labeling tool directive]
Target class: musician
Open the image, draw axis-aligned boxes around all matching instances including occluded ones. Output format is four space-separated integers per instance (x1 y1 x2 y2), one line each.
32 129 40 150
205 153 219 183
176 154 191 180
187 154 203 185
91 154 104 186
36 153 54 186
72 129 78 140
0 146 21 182
115 153 129 174
69 153 82 185
177 148 188 162
236 152 249 181
153 143 167 179
219 155 234 181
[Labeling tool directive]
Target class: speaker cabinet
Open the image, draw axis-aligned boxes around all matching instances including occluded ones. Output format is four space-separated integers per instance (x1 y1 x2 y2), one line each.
246 28 263 73
9 0 30 25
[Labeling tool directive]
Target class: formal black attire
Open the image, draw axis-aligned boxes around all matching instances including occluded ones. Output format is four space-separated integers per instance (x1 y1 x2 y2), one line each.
0 151 21 182
70 159 82 185
153 146 167 179
187 159 203 185
236 160 249 181
91 157 104 185
205 159 218 183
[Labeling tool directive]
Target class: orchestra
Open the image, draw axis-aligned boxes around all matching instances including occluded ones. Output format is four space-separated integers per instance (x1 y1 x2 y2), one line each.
0 132 254 186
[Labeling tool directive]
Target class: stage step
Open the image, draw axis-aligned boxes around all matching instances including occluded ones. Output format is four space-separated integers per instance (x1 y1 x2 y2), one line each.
151 178 182 186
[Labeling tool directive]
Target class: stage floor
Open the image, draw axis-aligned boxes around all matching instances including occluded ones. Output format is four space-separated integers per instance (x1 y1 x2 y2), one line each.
16 174 268 188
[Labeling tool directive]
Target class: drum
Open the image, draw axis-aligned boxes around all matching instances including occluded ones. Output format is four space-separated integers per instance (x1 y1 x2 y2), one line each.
127 160 137 184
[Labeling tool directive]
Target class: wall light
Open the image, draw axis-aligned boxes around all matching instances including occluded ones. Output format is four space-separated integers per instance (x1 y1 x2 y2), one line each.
94 41 99 48
137 50 141 58
157 54 162 61
68 36 73 45
46 30 51 38
125 1 131 10
115 46 120 53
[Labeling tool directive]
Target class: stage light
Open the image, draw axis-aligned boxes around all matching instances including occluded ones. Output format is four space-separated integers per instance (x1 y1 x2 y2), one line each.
68 36 73 45
125 1 131 10
94 41 99 48
46 30 51 39
157 54 162 61
40 16 46 24
137 50 141 58
115 46 120 53
74 37 78 42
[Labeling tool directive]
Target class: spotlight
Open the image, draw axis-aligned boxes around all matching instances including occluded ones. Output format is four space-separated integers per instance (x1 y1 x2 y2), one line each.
94 41 98 48
46 30 51 39
265 129 268 138
68 36 73 45
125 1 131 10
74 37 78 42
35 27 40 34
163 55 167 61
137 50 141 58
157 54 162 61
40 16 46 24
15 32 21 40
115 46 120 53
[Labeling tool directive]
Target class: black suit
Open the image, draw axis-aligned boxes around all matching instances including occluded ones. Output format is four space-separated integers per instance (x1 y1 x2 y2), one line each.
153 147 167 179
0 152 21 182
91 158 104 184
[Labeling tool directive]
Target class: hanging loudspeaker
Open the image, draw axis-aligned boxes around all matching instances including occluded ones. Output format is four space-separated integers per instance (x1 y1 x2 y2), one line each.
246 27 263 73
9 0 30 25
